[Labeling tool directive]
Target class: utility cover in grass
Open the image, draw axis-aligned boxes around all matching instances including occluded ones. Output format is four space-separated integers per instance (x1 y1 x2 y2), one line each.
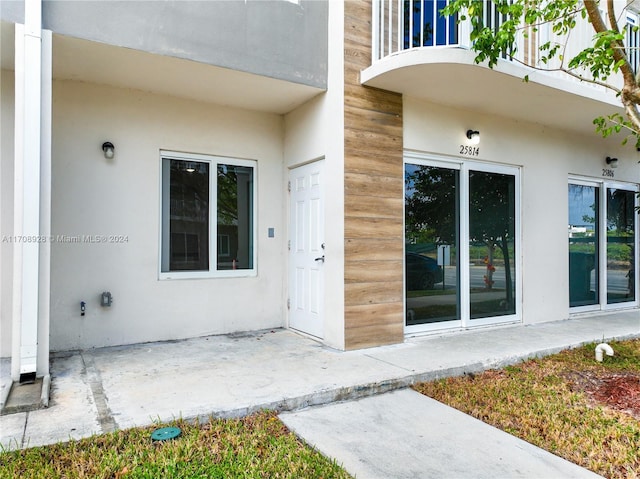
151 427 181 441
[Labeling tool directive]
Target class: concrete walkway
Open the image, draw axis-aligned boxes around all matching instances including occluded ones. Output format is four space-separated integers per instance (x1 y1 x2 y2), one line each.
1 310 638 477
280 389 602 479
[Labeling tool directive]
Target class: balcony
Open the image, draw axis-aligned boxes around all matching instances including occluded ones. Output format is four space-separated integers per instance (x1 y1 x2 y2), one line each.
362 0 632 134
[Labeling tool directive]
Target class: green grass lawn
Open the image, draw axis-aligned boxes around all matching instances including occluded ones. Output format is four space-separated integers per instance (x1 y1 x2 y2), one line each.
414 339 640 479
0 411 351 479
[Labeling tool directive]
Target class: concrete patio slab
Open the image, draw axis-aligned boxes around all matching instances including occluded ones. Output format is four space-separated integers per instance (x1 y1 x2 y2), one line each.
86 329 413 429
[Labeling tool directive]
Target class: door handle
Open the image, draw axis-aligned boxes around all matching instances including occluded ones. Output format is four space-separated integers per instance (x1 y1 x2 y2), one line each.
315 255 325 263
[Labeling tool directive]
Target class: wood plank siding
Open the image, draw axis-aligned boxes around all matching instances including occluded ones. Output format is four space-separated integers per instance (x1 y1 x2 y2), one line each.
343 0 404 349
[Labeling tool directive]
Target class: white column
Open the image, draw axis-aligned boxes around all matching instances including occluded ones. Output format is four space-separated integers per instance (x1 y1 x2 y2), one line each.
11 23 26 382
12 0 47 381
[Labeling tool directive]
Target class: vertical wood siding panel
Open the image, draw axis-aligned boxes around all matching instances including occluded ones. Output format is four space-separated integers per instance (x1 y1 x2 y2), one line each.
343 0 404 349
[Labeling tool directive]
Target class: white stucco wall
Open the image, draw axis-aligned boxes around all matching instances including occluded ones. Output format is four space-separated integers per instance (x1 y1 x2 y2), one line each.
0 69 15 357
283 0 345 350
404 97 640 326
47 80 286 351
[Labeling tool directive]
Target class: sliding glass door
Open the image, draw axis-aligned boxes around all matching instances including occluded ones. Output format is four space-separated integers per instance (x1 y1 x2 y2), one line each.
569 179 638 311
405 157 520 332
469 170 517 319
607 188 636 304
568 183 599 307
405 163 460 326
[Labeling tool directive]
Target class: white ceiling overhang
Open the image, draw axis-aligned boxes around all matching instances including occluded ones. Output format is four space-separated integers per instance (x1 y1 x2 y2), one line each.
362 48 624 136
1 21 324 115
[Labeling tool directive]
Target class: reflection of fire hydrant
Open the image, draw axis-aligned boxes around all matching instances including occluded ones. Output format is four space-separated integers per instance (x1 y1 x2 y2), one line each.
483 256 495 289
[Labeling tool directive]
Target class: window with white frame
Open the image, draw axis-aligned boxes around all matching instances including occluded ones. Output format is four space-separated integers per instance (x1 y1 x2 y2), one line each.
626 12 640 74
160 152 256 277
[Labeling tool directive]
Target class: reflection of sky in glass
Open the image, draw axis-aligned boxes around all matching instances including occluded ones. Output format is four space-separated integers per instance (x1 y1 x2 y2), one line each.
569 185 596 229
405 164 418 196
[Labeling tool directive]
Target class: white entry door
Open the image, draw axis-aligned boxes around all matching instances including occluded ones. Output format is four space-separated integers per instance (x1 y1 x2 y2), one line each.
289 160 325 338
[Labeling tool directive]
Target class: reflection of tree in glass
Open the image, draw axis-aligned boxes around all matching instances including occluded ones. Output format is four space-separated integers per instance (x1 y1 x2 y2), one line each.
568 184 596 227
406 167 516 307
217 166 239 226
607 189 635 235
405 165 457 248
469 171 515 303
607 190 635 295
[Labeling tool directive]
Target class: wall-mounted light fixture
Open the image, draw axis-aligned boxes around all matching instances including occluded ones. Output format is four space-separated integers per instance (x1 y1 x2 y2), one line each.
466 130 480 145
605 156 618 169
102 142 115 159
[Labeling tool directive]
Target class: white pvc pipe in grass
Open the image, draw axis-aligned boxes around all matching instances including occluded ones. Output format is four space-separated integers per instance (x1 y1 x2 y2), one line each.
595 343 614 362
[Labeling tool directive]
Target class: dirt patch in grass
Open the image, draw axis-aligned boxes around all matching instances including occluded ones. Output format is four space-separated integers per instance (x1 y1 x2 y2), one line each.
414 339 640 479
569 370 640 420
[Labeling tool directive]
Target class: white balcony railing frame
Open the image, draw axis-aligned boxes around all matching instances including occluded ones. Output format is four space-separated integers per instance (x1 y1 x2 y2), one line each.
372 0 638 89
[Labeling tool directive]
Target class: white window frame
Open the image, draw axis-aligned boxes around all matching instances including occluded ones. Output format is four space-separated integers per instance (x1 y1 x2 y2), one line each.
568 176 639 313
159 150 258 280
626 12 640 74
404 152 522 335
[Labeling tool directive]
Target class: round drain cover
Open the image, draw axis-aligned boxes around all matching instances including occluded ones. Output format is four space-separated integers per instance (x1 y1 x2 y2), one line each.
151 427 181 441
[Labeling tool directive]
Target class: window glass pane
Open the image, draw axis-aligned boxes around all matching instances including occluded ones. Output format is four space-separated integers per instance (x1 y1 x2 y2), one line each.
163 159 209 272
469 171 516 319
405 164 460 325
217 164 253 270
568 184 599 307
607 188 635 304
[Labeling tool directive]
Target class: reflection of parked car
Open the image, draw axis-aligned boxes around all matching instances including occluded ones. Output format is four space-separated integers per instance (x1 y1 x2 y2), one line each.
406 252 443 290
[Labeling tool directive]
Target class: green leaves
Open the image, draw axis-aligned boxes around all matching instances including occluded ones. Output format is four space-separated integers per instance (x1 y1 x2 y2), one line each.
442 0 583 67
593 114 640 147
567 30 626 81
441 0 640 147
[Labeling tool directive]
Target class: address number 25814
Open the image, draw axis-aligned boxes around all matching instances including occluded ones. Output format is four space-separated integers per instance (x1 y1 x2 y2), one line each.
460 145 480 156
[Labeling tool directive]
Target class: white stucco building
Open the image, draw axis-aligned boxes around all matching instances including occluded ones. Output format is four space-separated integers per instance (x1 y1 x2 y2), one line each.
1 1 638 392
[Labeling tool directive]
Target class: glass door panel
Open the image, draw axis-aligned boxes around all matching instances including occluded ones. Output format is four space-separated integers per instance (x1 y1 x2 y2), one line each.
468 171 516 319
568 184 599 307
405 164 460 325
607 188 636 304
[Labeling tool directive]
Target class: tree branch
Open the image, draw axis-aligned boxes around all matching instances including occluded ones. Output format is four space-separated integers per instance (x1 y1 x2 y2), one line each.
607 0 620 33
621 95 640 134
505 55 622 93
584 0 635 85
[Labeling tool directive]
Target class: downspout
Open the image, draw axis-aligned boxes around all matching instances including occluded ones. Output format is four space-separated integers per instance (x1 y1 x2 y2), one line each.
39 26 52 380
